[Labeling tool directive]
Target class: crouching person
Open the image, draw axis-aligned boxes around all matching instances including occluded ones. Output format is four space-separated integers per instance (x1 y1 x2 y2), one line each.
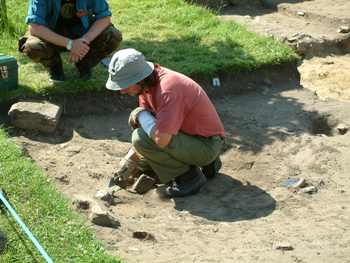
106 48 224 198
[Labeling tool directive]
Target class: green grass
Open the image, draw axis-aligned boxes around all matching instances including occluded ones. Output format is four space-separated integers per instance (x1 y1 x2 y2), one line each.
0 0 298 101
0 129 120 262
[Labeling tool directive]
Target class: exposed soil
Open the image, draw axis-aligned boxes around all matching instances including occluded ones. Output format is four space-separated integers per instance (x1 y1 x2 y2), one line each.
219 0 350 57
6 1 350 262
299 55 350 101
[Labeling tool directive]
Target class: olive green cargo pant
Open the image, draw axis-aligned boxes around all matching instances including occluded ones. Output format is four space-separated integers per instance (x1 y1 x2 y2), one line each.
18 24 122 72
132 128 223 183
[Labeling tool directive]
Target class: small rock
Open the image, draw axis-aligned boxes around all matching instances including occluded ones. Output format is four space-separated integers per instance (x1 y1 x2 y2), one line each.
95 190 109 200
338 25 350 34
95 190 118 205
66 146 82 154
55 174 70 184
336 124 348 135
95 190 122 205
8 101 62 133
322 60 334 65
273 242 294 251
298 186 318 194
132 231 156 241
318 72 329 78
90 205 120 228
131 174 156 194
72 196 91 210
318 179 326 188
88 171 103 179
239 161 255 170
297 11 305 16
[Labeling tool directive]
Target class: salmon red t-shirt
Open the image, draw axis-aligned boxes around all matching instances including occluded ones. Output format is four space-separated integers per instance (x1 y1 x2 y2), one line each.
139 66 224 137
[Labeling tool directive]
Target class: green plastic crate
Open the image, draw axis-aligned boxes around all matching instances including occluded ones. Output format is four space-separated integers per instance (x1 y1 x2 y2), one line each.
0 54 18 90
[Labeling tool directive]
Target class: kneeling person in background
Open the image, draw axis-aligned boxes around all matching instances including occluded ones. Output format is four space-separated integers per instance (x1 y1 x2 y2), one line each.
19 0 122 82
107 48 224 198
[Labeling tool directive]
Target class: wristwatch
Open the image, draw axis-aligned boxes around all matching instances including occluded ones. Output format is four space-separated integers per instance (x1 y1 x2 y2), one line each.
66 39 73 50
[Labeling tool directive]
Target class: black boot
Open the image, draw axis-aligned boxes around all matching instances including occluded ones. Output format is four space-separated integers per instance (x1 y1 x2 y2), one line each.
48 62 65 82
165 166 207 198
202 157 222 179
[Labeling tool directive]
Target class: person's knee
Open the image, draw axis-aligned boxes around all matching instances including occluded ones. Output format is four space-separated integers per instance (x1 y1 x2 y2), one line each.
22 37 46 62
111 26 123 47
108 25 122 49
96 25 122 53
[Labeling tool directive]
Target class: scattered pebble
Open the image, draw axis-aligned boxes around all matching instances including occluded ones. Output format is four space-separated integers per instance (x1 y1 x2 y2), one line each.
55 174 70 184
298 186 318 194
90 205 120 228
72 196 91 210
273 242 294 251
132 231 156 241
338 25 350 33
95 190 109 200
336 124 348 135
322 60 334 65
95 189 120 206
66 146 82 157
88 171 103 179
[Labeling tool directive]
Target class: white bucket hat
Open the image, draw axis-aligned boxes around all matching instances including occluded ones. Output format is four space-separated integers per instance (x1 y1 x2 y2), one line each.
106 48 154 91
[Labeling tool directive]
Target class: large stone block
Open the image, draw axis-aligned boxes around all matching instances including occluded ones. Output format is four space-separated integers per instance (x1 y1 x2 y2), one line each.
8 101 62 133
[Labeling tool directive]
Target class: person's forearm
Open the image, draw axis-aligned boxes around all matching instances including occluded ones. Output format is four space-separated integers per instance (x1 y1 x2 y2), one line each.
137 111 172 148
29 24 69 48
152 130 172 149
82 16 111 43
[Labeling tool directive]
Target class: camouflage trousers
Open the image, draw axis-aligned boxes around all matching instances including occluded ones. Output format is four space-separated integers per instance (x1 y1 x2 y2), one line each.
18 24 122 71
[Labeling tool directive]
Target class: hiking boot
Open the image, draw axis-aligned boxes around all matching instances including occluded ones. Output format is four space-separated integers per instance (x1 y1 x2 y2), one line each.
165 167 207 198
202 157 222 179
48 63 65 82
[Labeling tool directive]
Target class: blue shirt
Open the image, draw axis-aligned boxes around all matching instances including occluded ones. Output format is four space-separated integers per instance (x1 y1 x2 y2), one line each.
26 0 112 32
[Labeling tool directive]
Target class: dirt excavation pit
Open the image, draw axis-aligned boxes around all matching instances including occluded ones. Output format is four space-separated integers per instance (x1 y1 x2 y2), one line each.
10 75 350 262
6 1 350 261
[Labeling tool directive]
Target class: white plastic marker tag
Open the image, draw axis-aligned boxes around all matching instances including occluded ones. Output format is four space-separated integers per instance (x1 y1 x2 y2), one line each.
212 77 221 88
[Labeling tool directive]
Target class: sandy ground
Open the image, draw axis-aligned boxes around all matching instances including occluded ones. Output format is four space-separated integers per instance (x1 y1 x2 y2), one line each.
298 55 350 101
11 81 350 262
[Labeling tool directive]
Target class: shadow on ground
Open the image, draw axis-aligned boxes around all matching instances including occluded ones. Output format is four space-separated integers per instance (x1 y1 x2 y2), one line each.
173 173 276 222
216 86 320 154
